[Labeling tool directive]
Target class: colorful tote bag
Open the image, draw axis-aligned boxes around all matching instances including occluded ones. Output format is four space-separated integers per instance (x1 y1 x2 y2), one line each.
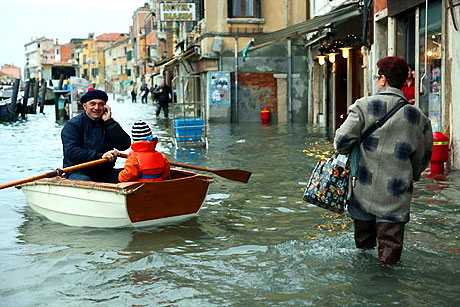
303 152 351 214
303 100 408 214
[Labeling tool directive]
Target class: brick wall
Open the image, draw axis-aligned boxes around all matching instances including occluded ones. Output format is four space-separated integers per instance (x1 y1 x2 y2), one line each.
232 72 278 121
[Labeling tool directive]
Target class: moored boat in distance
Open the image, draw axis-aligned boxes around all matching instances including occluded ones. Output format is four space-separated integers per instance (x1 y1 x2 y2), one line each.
18 169 212 228
0 99 16 121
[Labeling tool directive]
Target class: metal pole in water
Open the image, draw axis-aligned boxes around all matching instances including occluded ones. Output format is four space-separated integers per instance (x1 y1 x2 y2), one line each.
287 38 293 123
234 36 239 123
39 79 46 113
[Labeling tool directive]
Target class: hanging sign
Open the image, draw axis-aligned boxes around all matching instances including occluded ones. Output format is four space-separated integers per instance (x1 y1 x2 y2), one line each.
160 3 196 21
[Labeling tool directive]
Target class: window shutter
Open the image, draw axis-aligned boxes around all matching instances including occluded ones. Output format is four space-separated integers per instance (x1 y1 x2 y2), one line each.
228 0 233 18
256 0 261 18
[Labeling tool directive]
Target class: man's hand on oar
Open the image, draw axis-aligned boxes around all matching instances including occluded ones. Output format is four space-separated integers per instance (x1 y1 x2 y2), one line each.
102 149 120 162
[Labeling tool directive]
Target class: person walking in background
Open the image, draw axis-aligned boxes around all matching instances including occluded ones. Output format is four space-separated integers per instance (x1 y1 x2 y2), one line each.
118 121 170 182
140 83 149 104
61 89 131 183
150 84 157 104
152 81 172 118
334 56 433 265
131 84 137 103
401 65 416 104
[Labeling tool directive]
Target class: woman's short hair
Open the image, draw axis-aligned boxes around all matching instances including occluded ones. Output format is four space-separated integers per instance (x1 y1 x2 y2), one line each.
376 56 409 89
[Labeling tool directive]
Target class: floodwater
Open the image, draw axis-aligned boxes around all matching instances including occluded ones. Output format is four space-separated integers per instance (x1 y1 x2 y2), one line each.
1 97 459 306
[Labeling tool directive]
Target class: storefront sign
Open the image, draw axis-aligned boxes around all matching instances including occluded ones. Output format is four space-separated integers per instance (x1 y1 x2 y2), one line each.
160 3 196 21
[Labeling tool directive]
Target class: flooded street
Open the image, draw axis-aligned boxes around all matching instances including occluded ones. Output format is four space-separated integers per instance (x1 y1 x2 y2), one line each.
1 98 459 306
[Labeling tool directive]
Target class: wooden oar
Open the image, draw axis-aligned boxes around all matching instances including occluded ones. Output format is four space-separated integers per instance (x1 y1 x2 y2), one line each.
119 153 252 183
0 157 112 190
170 161 252 183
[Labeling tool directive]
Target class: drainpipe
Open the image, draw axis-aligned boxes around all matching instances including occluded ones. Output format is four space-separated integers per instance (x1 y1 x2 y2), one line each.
285 0 289 27
415 7 420 107
420 0 428 95
307 46 313 124
234 36 239 123
362 0 368 46
288 38 293 123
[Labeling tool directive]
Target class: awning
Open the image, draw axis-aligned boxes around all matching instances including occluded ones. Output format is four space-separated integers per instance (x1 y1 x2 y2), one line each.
387 0 425 17
153 47 199 68
251 2 362 48
153 55 176 67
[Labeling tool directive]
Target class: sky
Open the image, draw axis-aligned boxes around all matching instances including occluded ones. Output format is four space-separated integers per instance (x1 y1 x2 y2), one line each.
0 0 148 75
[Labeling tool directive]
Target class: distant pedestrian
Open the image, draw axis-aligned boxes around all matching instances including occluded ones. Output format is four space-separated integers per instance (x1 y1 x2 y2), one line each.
334 56 433 265
401 65 416 105
131 85 137 103
152 81 172 118
140 83 149 104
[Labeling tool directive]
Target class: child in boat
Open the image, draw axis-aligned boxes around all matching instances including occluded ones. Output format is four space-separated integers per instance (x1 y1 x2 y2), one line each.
118 121 170 182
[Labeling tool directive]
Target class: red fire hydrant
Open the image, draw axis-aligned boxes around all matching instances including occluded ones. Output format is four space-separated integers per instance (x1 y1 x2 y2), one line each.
430 132 449 175
261 107 270 125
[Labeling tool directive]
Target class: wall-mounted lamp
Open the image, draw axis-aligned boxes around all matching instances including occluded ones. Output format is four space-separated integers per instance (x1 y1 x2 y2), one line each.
328 52 338 63
317 44 328 66
317 55 326 65
339 47 352 59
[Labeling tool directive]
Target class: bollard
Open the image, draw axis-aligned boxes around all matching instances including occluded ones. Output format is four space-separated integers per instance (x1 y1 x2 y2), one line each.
430 132 449 175
40 79 46 113
261 107 271 125
32 79 39 114
8 78 20 117
58 74 64 90
22 80 30 119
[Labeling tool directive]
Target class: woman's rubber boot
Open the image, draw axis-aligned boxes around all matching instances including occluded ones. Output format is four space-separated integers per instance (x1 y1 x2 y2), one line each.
353 219 377 249
376 222 405 265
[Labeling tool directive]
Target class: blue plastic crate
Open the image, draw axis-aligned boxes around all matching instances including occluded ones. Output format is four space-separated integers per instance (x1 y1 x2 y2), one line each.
174 118 204 141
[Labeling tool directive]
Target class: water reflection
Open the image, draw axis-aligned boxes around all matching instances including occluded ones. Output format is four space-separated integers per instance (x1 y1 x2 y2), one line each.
18 206 210 260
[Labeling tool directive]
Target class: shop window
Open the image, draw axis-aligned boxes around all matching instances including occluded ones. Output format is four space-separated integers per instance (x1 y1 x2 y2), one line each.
395 11 416 69
419 0 442 132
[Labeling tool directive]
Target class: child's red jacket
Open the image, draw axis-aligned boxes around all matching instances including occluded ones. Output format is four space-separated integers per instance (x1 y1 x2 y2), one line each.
118 139 170 182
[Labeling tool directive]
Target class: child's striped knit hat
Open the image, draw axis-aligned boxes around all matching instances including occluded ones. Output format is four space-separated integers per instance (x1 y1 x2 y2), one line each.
131 121 152 142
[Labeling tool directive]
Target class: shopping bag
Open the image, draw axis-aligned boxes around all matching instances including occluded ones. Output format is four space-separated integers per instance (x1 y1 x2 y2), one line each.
303 152 351 214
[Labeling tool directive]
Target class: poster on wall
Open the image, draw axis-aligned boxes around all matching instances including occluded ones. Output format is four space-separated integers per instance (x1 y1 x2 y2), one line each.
208 71 231 106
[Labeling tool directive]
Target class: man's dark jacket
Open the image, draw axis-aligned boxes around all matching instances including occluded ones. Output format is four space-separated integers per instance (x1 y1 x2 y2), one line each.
152 85 172 107
61 112 131 177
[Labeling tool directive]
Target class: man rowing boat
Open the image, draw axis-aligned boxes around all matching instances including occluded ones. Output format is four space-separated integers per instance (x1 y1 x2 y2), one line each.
60 89 131 183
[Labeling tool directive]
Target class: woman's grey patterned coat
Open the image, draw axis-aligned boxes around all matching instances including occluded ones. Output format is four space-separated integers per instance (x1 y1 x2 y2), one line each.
334 87 433 222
